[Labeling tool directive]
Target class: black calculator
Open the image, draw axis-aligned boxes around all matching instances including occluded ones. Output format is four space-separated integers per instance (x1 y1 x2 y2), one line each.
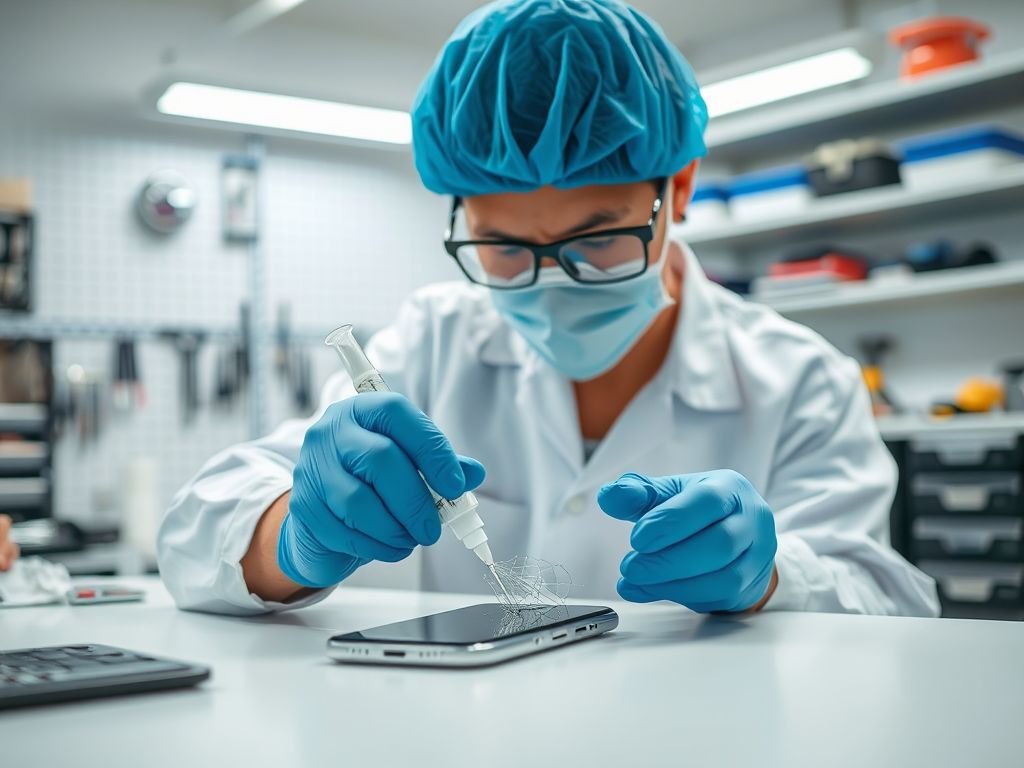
0 644 210 709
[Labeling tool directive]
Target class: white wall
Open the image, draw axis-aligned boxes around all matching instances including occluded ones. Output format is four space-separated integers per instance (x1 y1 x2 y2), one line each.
0 115 457 525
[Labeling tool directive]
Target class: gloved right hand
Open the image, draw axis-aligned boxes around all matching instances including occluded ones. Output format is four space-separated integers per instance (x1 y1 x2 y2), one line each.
277 392 486 588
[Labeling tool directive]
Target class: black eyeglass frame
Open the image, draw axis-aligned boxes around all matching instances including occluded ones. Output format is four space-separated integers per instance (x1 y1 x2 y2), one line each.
443 180 667 290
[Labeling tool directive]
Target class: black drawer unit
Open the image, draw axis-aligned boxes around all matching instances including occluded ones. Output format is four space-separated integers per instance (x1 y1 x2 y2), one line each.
907 434 1023 472
885 429 1024 620
0 339 54 522
918 560 1024 612
909 473 1022 517
910 516 1024 561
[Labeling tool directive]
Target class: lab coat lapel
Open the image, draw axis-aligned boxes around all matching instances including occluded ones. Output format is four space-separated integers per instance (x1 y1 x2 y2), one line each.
514 353 584 554
481 317 582 477
574 359 675 494
481 322 583 555
672 240 743 412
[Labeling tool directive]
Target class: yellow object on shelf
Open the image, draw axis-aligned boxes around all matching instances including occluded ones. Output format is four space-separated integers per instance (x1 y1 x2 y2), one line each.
955 377 1005 413
0 178 32 213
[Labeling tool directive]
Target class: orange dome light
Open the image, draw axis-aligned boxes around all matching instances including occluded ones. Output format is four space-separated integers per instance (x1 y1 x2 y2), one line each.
888 16 991 80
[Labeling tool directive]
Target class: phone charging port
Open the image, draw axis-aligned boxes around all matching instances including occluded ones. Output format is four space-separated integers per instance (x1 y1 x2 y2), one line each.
383 650 406 658
575 626 587 634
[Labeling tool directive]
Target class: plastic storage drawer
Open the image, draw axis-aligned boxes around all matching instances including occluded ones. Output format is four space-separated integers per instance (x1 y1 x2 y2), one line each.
0 477 48 511
910 473 1021 516
0 403 48 436
919 560 1024 609
910 516 1023 561
907 434 1022 472
0 441 49 475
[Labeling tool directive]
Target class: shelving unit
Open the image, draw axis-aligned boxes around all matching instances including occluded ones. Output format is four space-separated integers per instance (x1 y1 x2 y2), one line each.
756 259 1024 315
705 48 1024 165
877 412 1024 441
685 164 1024 250
696 52 1024 622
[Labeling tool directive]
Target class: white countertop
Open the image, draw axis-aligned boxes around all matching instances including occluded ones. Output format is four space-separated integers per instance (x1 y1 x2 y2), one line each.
2 577 1022 768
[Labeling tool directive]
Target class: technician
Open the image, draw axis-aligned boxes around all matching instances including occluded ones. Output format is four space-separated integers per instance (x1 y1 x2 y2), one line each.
159 0 939 618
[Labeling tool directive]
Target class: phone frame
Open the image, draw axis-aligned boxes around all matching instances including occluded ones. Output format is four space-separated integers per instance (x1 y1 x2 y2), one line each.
326 604 618 668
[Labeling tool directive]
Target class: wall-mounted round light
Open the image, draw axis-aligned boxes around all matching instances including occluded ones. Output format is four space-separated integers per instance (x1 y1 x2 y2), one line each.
137 170 196 234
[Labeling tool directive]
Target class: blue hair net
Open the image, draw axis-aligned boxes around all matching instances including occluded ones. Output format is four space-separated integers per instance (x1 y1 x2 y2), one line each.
411 0 708 197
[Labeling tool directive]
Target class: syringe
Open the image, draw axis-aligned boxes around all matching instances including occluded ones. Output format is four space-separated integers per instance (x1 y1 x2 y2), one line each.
325 325 511 600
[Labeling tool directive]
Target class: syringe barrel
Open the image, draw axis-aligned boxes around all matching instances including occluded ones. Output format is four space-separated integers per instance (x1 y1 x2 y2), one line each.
325 325 490 560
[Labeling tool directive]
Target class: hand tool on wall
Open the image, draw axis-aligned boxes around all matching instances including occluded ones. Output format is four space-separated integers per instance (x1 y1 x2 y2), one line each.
161 331 206 425
112 337 144 412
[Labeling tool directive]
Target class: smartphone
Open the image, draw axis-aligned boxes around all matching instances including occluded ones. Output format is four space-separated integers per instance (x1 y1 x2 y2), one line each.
66 586 145 605
327 603 618 667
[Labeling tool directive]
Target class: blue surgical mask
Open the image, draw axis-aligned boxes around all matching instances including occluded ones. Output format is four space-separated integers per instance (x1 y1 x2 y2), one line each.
489 241 675 381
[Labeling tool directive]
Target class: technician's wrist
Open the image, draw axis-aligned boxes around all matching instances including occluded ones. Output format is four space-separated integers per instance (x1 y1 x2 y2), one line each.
241 491 314 603
743 565 778 613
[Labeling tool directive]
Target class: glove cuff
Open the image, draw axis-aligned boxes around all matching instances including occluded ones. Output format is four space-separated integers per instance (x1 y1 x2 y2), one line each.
276 514 364 589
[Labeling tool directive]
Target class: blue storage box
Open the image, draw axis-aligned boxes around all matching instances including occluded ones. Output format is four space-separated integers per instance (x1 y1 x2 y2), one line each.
896 124 1024 189
727 165 812 222
682 181 731 229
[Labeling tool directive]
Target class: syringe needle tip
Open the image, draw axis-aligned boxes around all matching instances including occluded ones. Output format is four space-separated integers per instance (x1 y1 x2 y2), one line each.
489 563 512 601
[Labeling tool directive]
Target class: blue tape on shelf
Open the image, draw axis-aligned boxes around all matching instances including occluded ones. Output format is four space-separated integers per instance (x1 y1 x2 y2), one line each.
897 123 1024 164
691 183 730 203
728 164 809 197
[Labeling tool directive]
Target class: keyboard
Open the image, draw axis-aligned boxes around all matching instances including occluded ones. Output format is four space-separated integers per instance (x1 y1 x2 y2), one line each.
0 644 210 709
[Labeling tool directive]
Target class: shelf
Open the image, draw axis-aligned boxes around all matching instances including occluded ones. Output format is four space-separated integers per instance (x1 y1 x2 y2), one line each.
684 164 1024 251
0 318 334 344
758 260 1024 314
876 412 1024 441
705 49 1024 165
755 260 1024 315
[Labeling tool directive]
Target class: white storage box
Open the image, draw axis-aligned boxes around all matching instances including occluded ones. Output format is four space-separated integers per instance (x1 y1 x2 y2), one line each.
727 165 812 223
682 181 730 230
897 124 1024 191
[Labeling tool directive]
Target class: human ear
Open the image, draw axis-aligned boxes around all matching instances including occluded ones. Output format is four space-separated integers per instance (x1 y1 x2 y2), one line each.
670 160 699 224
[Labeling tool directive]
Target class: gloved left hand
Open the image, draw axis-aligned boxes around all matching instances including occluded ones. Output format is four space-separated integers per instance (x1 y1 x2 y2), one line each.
598 470 777 613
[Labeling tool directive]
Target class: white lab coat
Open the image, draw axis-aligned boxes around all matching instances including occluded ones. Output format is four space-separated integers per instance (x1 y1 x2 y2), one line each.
158 241 939 617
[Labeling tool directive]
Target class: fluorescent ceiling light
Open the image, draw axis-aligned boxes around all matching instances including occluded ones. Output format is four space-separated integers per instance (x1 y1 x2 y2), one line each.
224 0 308 37
701 47 872 118
156 82 412 145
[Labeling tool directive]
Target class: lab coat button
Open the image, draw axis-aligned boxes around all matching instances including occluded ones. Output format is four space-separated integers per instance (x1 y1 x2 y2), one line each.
565 495 587 516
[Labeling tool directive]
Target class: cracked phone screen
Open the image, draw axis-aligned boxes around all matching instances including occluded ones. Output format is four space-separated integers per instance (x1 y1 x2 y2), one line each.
484 556 575 635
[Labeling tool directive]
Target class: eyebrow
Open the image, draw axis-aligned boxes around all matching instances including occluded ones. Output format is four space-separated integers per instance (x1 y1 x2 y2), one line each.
472 207 633 242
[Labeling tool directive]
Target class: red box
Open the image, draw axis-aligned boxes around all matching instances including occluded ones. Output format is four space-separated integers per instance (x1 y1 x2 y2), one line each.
768 254 868 282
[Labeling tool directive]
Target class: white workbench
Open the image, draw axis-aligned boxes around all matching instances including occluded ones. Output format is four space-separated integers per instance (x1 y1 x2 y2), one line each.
2 577 1022 768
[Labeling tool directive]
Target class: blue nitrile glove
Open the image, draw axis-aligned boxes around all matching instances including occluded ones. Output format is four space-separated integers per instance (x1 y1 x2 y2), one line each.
278 392 486 589
598 470 777 613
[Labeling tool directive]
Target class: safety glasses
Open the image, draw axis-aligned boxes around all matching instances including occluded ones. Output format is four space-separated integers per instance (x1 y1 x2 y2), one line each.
443 185 665 290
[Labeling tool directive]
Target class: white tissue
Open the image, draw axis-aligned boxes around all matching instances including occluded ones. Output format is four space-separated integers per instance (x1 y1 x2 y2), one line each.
0 557 72 607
